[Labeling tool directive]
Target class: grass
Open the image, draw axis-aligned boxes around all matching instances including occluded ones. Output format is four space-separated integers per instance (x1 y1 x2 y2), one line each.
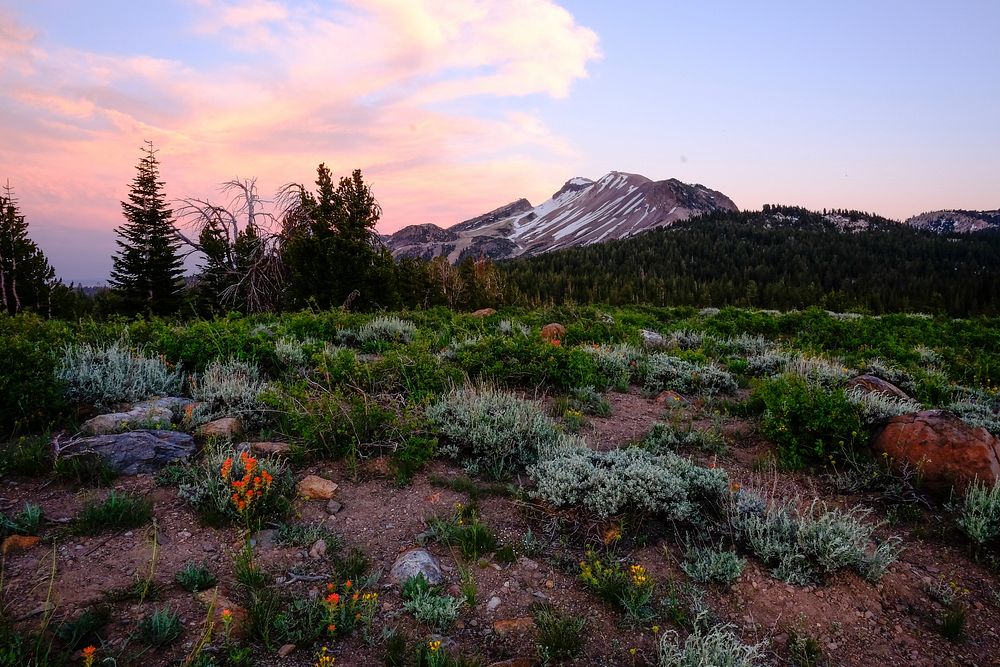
174 562 217 592
74 491 152 535
533 602 586 664
138 607 182 646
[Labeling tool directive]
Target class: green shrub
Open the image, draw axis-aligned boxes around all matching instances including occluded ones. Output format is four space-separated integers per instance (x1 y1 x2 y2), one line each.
533 603 585 663
643 422 727 456
174 562 217 592
657 615 765 667
74 491 152 534
351 316 417 348
421 503 497 560
753 374 863 469
57 339 182 409
52 453 117 487
681 546 745 586
390 436 438 485
0 503 42 538
452 335 600 390
579 550 655 620
955 480 1000 547
531 447 727 520
581 343 643 391
0 314 70 433
55 605 111 650
401 574 462 631
138 607 182 646
428 384 582 479
0 435 53 477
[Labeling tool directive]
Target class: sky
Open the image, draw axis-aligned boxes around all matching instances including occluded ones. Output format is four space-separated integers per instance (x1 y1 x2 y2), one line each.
1 0 998 283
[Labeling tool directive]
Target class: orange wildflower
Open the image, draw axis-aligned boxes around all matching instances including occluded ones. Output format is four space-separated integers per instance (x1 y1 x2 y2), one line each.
82 646 97 667
220 457 233 480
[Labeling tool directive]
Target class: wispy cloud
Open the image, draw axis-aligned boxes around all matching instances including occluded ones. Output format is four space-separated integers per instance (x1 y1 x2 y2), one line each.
0 0 600 280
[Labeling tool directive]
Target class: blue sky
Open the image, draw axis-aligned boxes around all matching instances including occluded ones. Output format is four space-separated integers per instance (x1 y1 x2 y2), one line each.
1 0 998 282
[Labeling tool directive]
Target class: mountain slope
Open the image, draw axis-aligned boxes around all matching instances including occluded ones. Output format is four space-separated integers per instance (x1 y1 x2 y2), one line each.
906 210 1000 234
386 171 737 262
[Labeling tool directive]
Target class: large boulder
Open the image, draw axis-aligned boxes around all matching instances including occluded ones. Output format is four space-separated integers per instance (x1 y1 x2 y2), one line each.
872 410 1000 494
389 548 443 586
63 430 196 475
196 417 242 440
847 374 909 399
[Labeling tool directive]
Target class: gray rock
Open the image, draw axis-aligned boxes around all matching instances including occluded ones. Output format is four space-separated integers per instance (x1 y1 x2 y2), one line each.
389 548 443 586
325 500 343 515
309 539 328 559
82 407 173 435
486 596 502 612
63 430 196 475
640 328 665 347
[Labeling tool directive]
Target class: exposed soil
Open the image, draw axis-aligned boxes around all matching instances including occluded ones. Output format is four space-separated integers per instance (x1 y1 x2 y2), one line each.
2 390 999 666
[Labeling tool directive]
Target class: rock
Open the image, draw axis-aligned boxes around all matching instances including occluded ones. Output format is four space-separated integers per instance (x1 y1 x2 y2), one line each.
196 588 246 636
654 390 685 405
82 407 173 435
487 660 535 667
847 374 909 399
325 500 343 515
251 528 277 551
471 308 496 317
61 430 196 475
486 596 502 612
297 475 338 500
309 539 328 559
872 409 1000 494
641 328 666 347
493 617 535 635
133 396 197 417
389 549 443 585
540 323 566 344
2 534 41 554
197 417 242 440
249 441 291 456
277 644 296 658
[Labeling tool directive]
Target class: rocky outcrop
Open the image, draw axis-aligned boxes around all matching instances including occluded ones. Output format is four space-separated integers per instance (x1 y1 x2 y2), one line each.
82 396 196 435
847 374 909 399
906 209 1000 235
872 410 1000 494
62 430 197 475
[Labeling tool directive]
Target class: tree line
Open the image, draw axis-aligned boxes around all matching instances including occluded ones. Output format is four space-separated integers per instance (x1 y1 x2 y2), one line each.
4 146 999 320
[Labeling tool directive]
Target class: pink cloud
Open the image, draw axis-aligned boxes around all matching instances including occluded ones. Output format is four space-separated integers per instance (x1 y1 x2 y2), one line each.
0 0 600 280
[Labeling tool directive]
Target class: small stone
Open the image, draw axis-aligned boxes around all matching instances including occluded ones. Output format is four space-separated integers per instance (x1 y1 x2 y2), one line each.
493 617 535 635
297 475 338 500
250 441 292 456
178 530 192 539
197 417 243 440
309 539 328 559
277 644 296 658
486 596 502 612
325 500 343 515
389 549 443 585
544 580 554 589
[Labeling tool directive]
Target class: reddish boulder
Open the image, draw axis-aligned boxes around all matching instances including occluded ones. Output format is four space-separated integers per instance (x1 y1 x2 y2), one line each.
872 410 1000 494
847 374 909 399
540 323 566 344
471 308 496 317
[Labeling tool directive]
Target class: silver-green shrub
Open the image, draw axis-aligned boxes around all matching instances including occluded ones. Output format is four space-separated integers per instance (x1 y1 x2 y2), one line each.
274 336 317 369
355 316 417 345
643 354 737 396
427 384 582 478
189 359 269 427
57 340 183 409
948 391 1000 436
783 354 852 389
745 350 790 377
643 422 726 455
681 546 745 586
860 357 916 393
657 615 765 667
845 386 921 426
667 330 707 351
530 447 727 520
956 480 1000 546
715 334 776 357
582 343 644 391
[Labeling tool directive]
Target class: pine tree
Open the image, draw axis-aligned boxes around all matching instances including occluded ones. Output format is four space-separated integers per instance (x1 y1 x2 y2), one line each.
110 141 184 315
0 181 56 315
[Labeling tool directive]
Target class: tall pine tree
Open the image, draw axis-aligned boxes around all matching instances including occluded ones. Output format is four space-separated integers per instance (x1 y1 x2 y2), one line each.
0 181 56 315
110 141 184 315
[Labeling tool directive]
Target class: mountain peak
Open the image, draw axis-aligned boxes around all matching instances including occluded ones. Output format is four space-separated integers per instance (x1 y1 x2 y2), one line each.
386 171 737 262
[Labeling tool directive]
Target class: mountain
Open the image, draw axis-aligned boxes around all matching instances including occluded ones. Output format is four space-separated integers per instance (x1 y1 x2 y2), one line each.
905 210 1000 235
385 171 738 262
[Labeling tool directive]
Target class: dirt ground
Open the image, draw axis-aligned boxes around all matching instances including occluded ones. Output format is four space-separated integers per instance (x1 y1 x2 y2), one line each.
2 390 998 666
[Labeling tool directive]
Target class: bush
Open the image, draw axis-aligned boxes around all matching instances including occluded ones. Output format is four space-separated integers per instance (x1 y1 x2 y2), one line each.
177 448 293 526
401 574 462 631
581 343 643 391
174 562 217 592
427 384 582 479
0 435 53 477
657 616 765 667
844 386 921 426
643 354 737 396
452 335 600 390
783 354 852 389
0 314 70 433
531 447 727 520
643 422 726 456
421 503 497 560
390 436 438 485
730 495 901 584
0 503 42 538
955 480 1000 547
138 607 182 646
351 316 417 347
189 358 269 428
74 491 152 534
579 550 655 620
57 339 182 409
681 546 745 586
753 374 863 469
